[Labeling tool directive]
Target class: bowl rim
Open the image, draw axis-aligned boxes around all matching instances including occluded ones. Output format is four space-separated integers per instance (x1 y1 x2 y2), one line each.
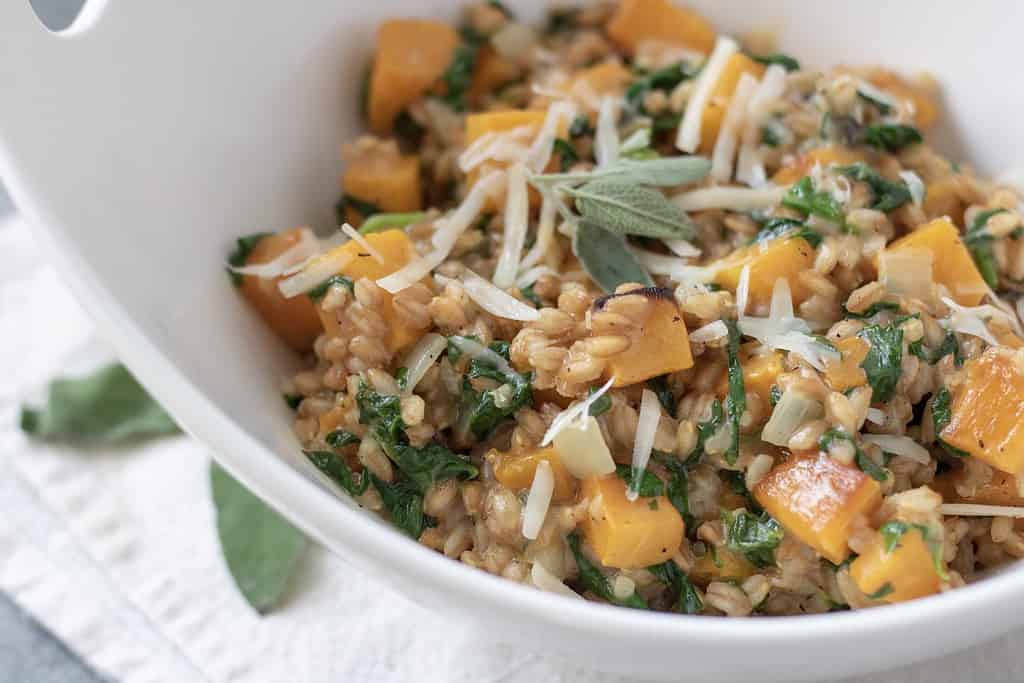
6 169 1023 650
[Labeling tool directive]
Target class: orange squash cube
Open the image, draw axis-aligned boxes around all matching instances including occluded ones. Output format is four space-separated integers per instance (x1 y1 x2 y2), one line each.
711 235 817 310
342 150 422 225
570 60 632 100
606 0 716 55
368 20 459 134
716 345 784 409
772 146 868 185
922 177 964 225
823 337 870 392
850 527 941 603
603 293 694 387
314 230 423 352
941 348 1024 475
492 446 577 503
698 54 765 154
464 109 551 208
240 229 323 352
884 218 987 306
581 474 685 569
933 466 1024 507
754 453 883 563
690 546 755 586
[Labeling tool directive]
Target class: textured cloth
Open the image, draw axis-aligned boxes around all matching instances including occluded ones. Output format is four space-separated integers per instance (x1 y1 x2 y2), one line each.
0 213 1022 682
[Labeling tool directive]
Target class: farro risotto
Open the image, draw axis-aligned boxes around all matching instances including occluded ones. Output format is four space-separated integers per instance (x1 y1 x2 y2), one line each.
226 0 1024 616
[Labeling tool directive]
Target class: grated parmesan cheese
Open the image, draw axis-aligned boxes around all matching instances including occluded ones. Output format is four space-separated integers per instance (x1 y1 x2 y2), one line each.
710 72 759 183
899 170 926 206
519 195 558 272
736 264 752 318
340 223 384 264
594 96 620 169
462 269 540 322
689 320 729 343
492 163 530 288
398 333 447 395
229 227 321 280
735 64 788 187
673 185 787 212
522 459 555 540
527 101 577 173
676 35 739 153
459 125 536 173
940 504 1024 518
627 389 661 501
861 434 930 464
530 561 581 599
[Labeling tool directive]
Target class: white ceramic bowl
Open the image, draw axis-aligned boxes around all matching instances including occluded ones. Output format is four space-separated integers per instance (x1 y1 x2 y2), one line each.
2 1 1023 680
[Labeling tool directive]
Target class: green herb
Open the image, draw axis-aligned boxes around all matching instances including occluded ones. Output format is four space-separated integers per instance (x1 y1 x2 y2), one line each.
356 383 479 490
210 462 306 613
393 368 410 392
651 113 682 132
457 365 533 440
769 384 782 408
553 138 579 172
370 472 431 538
338 193 380 222
304 450 369 496
836 163 912 212
722 509 783 568
393 110 425 150
283 393 303 411
879 520 929 553
573 220 655 293
782 176 845 226
520 283 542 307
842 300 899 319
568 179 693 239
359 211 427 235
625 62 694 113
19 363 180 446
750 52 800 71
587 385 612 417
932 387 969 457
529 155 711 188
752 216 824 249
723 319 746 465
226 233 271 286
438 43 479 112
307 274 354 301
487 0 515 18
857 321 904 403
819 429 888 481
863 124 923 152
910 331 961 366
325 430 360 448
964 208 1007 289
546 6 579 33
615 464 665 497
566 532 647 609
688 399 725 465
649 560 702 614
857 88 891 114
761 124 782 147
569 114 593 138
446 335 482 363
865 583 894 600
647 375 677 416
652 451 693 529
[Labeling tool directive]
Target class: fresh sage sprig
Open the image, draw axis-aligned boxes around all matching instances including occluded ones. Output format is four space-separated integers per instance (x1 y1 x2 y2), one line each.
566 180 695 240
573 221 655 293
529 155 710 188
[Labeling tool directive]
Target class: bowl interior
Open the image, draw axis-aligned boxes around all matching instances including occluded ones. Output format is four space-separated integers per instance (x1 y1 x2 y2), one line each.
2 0 1023 679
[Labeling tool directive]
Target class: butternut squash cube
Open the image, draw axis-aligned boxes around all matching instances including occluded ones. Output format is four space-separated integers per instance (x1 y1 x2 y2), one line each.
465 109 551 208
492 446 577 503
933 466 1024 507
941 348 1024 475
603 294 694 387
823 337 869 392
754 453 883 564
314 230 422 352
368 20 459 134
606 0 716 55
884 217 987 306
922 177 964 225
772 146 868 186
581 474 685 569
571 60 633 99
711 235 817 310
698 53 765 154
342 150 422 225
716 344 784 409
850 527 941 603
690 546 755 586
240 229 323 352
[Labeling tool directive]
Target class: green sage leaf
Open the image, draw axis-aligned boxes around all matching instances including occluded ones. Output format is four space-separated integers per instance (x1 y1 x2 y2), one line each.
569 180 693 239
574 220 654 293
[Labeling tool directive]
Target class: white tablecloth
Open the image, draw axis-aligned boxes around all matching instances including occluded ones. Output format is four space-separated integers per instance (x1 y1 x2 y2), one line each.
1 213 1022 683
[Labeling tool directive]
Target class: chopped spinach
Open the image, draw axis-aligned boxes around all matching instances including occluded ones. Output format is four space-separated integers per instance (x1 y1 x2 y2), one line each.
625 62 693 114
722 509 783 568
394 367 409 391
615 464 665 497
750 52 800 71
457 352 534 440
647 375 677 416
910 331 961 366
438 43 479 112
546 6 579 33
752 216 823 248
782 176 846 226
879 520 929 553
553 137 579 171
337 193 380 222
865 582 894 600
587 385 612 417
446 335 482 363
836 163 912 213
857 322 904 403
370 472 431 538
393 110 426 150
761 124 782 147
648 560 703 614
688 399 725 464
932 387 969 457
226 232 272 286
964 208 1007 289
569 114 593 138
842 300 899 320
769 384 782 408
283 393 303 411
723 319 746 465
567 532 648 609
520 283 542 307
652 451 693 529
863 124 922 152
857 90 891 115
819 428 888 481
487 0 515 18
325 429 360 448
307 274 354 300
304 450 370 496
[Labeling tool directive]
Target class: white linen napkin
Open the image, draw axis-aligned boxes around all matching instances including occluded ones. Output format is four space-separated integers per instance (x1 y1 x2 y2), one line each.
0 213 1021 683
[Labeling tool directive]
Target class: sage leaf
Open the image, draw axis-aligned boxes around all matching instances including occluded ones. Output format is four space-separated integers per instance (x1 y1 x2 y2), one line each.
211 462 306 613
19 363 180 446
530 155 710 188
574 220 654 293
568 180 694 239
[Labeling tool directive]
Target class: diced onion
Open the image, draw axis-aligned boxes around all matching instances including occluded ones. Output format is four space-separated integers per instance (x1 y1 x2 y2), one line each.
939 504 1024 518
278 246 355 298
736 264 752 318
340 223 384 264
594 95 620 169
399 333 447 395
866 408 886 425
627 389 660 501
228 227 321 279
673 185 787 212
899 170 926 207
736 65 788 187
522 460 555 540
676 36 739 153
493 163 530 288
689 320 729 343
861 434 930 464
711 71 759 183
762 391 824 447
462 269 541 321
552 415 617 479
879 247 934 303
530 561 582 599
527 101 577 173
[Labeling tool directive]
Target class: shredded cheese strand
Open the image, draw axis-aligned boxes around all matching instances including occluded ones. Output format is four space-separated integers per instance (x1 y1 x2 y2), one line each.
673 185 787 212
594 96 620 169
340 223 384 264
493 163 530 288
711 72 759 183
675 36 739 153
627 389 661 501
462 269 540 321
